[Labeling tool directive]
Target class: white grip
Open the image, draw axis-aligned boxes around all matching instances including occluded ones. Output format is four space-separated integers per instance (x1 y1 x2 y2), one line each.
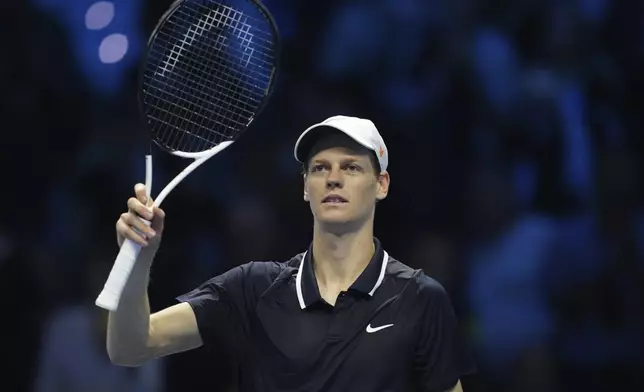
95 154 153 311
95 141 234 312
95 238 144 311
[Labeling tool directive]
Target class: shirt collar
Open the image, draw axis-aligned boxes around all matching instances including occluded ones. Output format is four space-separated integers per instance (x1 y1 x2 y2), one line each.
295 237 389 309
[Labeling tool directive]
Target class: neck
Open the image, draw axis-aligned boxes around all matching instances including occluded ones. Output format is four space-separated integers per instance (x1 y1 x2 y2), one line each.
311 220 375 292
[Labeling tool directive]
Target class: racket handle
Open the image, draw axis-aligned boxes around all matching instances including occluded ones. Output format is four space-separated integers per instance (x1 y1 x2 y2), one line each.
95 238 144 311
97 154 154 311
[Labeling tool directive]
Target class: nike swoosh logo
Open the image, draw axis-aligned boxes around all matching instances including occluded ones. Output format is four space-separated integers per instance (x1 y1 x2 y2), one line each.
366 323 394 333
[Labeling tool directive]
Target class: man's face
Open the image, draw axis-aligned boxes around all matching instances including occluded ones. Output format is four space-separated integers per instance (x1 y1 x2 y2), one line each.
303 133 389 230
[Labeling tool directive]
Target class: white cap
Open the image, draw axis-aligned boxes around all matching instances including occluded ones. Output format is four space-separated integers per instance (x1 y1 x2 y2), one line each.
293 115 388 171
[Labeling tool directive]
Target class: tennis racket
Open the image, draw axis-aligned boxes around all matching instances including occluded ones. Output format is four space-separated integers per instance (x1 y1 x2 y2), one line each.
95 0 280 311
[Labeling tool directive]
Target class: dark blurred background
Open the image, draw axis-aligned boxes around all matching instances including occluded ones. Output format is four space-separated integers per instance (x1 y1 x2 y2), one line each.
2 0 643 391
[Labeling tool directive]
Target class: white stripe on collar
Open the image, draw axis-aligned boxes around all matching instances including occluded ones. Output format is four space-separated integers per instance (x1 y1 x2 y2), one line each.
295 251 307 309
295 250 389 309
369 250 389 296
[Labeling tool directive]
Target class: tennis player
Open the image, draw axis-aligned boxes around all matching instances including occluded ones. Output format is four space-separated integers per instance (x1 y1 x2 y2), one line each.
107 115 476 391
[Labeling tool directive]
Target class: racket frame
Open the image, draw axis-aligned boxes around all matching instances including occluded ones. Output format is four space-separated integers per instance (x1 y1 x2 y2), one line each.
95 0 280 311
138 0 281 157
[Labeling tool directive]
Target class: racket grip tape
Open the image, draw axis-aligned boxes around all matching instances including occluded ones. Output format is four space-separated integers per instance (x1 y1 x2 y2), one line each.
95 238 144 311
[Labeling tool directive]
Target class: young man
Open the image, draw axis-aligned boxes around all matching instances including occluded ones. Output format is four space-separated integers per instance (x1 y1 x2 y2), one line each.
107 115 476 391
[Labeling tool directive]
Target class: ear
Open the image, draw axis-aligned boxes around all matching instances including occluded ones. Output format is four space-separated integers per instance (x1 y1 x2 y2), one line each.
375 171 390 200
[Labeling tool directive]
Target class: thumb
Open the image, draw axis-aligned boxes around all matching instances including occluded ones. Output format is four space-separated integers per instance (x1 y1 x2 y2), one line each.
134 183 150 206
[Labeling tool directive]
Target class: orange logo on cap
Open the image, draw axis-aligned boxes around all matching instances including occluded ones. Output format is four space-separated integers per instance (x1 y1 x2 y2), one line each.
379 145 385 158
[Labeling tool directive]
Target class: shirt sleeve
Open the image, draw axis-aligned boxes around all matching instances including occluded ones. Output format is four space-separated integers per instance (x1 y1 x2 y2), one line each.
176 262 269 352
413 274 476 392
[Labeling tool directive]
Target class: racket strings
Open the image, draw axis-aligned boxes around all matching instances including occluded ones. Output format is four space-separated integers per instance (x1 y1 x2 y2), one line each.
174 6 277 62
142 0 277 154
148 35 266 113
153 27 273 92
149 15 267 150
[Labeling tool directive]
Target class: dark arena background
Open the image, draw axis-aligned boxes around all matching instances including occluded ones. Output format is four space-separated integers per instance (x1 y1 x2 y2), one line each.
1 0 643 391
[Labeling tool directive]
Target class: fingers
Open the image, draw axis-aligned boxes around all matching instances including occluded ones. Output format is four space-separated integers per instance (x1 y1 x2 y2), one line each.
116 183 166 247
123 210 156 235
116 209 161 247
116 217 149 247
127 197 153 221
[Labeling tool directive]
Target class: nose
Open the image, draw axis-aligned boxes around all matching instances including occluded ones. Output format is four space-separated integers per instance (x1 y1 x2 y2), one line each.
326 166 343 189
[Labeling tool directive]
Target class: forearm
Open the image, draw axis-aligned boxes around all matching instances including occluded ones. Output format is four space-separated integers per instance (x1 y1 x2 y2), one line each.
106 244 158 366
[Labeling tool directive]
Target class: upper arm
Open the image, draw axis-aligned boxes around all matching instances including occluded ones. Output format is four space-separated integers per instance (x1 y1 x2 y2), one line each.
413 274 476 391
147 302 203 358
174 262 281 351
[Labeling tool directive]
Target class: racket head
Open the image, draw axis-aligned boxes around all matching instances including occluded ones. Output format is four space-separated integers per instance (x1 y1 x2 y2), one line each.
138 0 280 158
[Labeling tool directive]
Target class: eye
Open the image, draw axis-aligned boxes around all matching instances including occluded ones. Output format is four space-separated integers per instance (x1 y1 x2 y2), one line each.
310 164 326 173
346 164 361 172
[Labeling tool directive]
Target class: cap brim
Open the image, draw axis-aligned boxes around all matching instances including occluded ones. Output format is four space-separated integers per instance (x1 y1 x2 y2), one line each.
293 124 375 163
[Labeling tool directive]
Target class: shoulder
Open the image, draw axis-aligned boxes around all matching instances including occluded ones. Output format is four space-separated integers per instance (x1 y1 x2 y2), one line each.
236 260 288 279
239 252 303 281
384 255 450 305
211 253 304 292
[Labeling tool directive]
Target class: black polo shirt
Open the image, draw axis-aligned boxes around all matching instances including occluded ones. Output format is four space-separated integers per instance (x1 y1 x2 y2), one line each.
177 238 475 391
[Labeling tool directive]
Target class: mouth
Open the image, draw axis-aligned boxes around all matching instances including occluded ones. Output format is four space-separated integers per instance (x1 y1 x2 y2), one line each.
322 195 348 204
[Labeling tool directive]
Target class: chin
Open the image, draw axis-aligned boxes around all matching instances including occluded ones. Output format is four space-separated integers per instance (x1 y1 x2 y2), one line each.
312 206 354 223
316 211 354 225
313 210 368 233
